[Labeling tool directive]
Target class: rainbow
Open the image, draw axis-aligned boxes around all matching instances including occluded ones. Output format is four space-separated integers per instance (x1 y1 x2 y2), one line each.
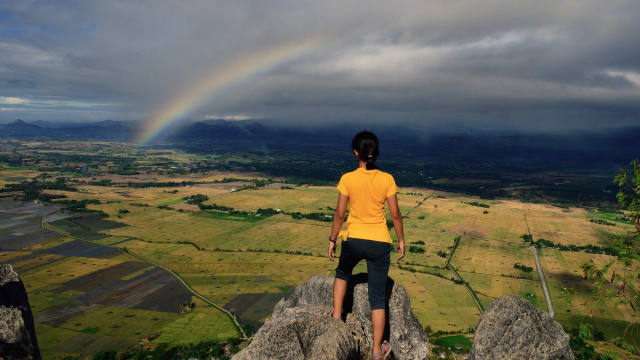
137 38 323 145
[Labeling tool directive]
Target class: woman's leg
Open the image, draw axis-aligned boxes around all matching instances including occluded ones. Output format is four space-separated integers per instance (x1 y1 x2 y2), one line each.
371 309 386 353
366 242 391 355
332 277 348 319
333 238 360 319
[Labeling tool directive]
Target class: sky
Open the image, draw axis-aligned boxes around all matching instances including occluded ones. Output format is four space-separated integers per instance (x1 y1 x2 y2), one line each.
0 0 639 131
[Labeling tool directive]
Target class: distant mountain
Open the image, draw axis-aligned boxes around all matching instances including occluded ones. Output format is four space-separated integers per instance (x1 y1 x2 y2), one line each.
1 119 638 174
0 119 137 141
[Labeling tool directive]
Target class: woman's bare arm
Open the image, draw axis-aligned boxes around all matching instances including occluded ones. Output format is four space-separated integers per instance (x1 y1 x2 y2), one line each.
328 193 349 261
386 194 405 260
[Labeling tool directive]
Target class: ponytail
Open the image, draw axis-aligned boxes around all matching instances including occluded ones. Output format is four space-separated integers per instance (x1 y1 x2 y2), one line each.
352 130 379 170
366 156 377 170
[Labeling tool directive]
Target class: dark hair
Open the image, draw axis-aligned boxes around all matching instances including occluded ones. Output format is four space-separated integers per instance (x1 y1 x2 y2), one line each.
351 130 379 170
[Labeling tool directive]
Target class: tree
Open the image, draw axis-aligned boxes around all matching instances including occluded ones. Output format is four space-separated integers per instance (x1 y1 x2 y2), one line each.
568 159 640 355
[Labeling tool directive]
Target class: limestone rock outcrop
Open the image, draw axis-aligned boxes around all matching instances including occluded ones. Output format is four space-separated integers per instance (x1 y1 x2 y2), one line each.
469 295 574 360
233 274 429 360
0 264 42 360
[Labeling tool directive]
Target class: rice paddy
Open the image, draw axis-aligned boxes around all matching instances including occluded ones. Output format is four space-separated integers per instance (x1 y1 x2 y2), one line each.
2 164 638 359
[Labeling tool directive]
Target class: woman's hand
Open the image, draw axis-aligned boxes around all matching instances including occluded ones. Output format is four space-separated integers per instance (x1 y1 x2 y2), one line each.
396 240 405 261
328 241 337 261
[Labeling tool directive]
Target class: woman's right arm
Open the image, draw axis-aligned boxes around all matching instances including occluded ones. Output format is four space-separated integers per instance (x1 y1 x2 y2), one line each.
328 192 349 261
386 194 405 261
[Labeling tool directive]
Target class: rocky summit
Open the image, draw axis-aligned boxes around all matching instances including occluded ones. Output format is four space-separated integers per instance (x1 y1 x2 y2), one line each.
469 294 574 360
0 264 42 360
234 274 430 360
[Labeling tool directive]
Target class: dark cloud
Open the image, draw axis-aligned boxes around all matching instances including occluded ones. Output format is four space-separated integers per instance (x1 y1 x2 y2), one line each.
0 0 639 130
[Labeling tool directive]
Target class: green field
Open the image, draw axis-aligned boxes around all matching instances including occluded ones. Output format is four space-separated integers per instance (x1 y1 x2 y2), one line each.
2 141 638 359
48 178 639 343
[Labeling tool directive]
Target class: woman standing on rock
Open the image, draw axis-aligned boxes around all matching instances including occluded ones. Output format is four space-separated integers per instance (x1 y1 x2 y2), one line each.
327 130 406 360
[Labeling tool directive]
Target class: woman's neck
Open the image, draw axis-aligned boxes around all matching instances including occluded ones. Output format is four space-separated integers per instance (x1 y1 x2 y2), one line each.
358 161 368 169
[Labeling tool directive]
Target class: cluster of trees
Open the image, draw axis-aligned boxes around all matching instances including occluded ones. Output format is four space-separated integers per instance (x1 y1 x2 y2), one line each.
396 263 445 279
214 247 316 256
589 219 616 226
436 250 448 258
430 335 472 359
1 178 77 202
130 203 149 207
513 262 533 273
287 211 332 222
91 179 112 186
55 199 107 216
176 241 204 251
127 180 199 188
520 234 619 256
409 246 425 253
462 201 490 208
182 194 209 204
198 202 234 211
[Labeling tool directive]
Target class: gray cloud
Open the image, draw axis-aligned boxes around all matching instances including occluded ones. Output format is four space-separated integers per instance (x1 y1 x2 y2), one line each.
0 0 638 130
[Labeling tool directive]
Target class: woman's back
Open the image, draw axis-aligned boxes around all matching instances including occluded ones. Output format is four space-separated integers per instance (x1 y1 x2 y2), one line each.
337 167 398 243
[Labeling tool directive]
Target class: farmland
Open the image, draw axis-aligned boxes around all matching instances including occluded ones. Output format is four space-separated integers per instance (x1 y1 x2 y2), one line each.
1 140 638 359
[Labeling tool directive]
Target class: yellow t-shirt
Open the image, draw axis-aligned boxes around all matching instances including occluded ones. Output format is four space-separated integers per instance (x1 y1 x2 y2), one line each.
336 168 399 243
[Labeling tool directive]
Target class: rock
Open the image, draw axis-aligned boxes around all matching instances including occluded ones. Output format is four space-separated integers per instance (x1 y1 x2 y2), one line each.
0 264 42 360
234 275 429 360
469 295 574 360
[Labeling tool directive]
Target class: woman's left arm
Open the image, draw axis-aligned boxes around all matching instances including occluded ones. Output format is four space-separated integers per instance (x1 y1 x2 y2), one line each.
328 193 349 261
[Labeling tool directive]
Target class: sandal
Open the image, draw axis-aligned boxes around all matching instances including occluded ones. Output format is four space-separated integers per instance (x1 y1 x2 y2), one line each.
371 340 391 360
325 306 334 316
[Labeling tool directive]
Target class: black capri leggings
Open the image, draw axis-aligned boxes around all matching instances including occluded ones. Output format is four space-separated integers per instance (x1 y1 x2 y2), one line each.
335 237 391 310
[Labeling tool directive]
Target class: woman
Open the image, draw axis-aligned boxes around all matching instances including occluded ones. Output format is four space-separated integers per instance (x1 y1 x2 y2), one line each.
327 131 405 360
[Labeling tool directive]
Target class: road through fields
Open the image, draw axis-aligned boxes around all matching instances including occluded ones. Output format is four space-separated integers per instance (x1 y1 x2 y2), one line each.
532 246 554 318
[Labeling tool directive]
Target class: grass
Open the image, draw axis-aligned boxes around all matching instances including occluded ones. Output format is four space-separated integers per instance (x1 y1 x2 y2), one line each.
20 257 123 291
151 311 238 345
536 247 640 339
43 183 639 338
2 155 637 357
202 209 266 222
436 334 473 348
157 197 186 206
58 306 180 339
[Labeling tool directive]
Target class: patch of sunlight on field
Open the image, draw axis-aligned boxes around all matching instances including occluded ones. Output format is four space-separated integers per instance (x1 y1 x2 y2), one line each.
120 265 155 280
451 236 536 277
58 306 180 339
27 237 75 251
153 311 238 345
208 186 339 213
525 203 632 247
35 322 82 355
29 289 84 313
0 250 32 262
390 267 481 332
20 257 123 291
399 229 455 268
53 185 228 209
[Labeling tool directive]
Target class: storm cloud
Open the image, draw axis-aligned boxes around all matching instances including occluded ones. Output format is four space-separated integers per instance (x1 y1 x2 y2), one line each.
0 0 639 130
